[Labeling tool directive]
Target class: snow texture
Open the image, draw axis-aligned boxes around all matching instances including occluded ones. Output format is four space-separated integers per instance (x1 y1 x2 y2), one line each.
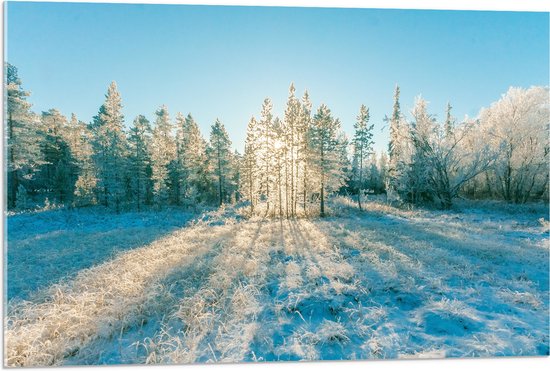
4 200 549 366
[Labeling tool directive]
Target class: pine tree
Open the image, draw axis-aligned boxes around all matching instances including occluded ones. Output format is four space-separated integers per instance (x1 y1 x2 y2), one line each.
15 184 29 210
352 104 374 210
309 104 346 217
5 63 42 209
386 85 403 201
284 83 300 216
241 116 260 213
258 98 274 213
176 113 209 205
39 109 78 205
150 105 176 206
378 151 388 192
209 119 232 206
90 81 128 212
228 150 242 203
272 117 286 217
128 115 153 211
365 152 382 194
444 102 454 138
297 90 313 213
407 96 437 204
65 114 96 207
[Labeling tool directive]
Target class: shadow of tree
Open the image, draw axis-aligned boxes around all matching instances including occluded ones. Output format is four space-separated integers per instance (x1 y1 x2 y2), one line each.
7 208 197 301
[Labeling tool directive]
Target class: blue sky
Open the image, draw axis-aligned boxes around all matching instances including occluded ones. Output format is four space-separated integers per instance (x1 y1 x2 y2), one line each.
5 1 549 154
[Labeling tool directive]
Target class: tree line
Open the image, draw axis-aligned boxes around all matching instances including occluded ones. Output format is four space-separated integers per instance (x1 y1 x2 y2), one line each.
6 63 549 215
386 85 549 208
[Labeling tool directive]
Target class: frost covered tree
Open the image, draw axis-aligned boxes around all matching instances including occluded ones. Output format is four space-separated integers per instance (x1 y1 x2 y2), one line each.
176 113 209 205
297 90 313 213
228 150 242 203
351 104 374 210
377 152 388 193
39 109 76 204
407 96 437 204
272 117 287 217
90 81 128 212
149 105 176 206
284 83 301 216
366 153 382 194
65 114 96 207
404 98 495 208
238 87 353 216
444 102 455 138
128 115 153 210
241 116 260 213
309 104 347 217
209 119 232 206
478 86 549 203
430 118 495 208
257 98 275 213
386 85 404 201
5 63 42 209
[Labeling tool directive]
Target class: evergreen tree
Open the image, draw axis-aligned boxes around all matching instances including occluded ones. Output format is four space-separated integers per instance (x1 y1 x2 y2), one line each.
309 104 346 217
444 102 455 138
407 96 437 204
128 115 153 211
90 81 128 212
284 83 300 216
272 117 286 217
65 114 96 207
386 85 403 201
297 90 313 213
378 151 388 193
150 105 176 206
5 63 42 209
258 98 274 213
176 113 209 205
365 152 382 194
228 150 242 204
39 109 75 204
241 116 260 213
209 119 232 206
352 104 374 210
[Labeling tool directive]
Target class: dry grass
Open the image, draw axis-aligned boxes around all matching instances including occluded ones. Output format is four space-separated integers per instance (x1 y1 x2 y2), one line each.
5 199 548 365
5 221 237 367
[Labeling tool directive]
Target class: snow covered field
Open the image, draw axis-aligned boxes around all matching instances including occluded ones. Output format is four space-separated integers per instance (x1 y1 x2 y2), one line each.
4 200 549 366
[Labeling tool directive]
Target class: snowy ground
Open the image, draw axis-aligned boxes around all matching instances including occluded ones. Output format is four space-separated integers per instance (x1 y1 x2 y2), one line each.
6 207 197 300
4 200 549 366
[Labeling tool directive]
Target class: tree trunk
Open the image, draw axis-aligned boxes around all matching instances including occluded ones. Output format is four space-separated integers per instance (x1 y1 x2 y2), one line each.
217 140 223 207
358 149 363 211
320 180 325 217
294 157 300 215
440 190 453 210
285 148 289 218
248 165 254 214
278 159 283 218
303 163 308 214
9 169 18 210
8 113 18 209
290 134 295 216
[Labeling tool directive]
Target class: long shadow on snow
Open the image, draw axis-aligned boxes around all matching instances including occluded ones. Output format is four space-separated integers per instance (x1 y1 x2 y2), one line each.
64 236 232 365
318 212 548 357
250 219 380 361
7 208 197 301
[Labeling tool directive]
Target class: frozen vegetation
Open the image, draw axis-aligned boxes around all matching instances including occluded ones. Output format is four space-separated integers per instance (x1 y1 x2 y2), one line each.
6 207 197 300
5 198 548 366
4 61 549 367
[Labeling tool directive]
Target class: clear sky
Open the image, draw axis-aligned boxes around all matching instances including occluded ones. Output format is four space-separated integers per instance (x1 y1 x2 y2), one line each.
5 1 549 154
